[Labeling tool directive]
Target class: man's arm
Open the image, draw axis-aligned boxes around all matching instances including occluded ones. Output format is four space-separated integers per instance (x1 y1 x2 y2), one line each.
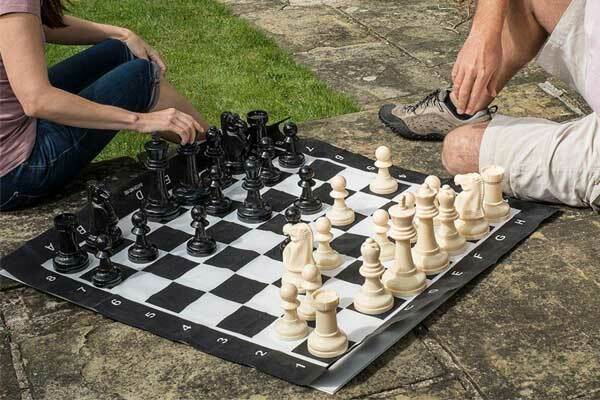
452 0 509 114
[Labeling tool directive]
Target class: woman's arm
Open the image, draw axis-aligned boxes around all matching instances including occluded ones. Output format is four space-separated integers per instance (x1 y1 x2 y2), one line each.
0 13 197 143
44 16 167 73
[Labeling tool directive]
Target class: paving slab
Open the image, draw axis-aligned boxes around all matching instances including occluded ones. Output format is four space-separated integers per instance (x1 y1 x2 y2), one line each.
296 42 449 104
0 317 21 400
365 378 472 399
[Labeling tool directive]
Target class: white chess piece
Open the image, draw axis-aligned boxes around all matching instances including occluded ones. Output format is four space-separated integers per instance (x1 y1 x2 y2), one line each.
404 191 418 244
382 194 427 296
481 165 510 223
369 146 399 194
371 209 394 261
353 238 394 315
307 289 348 358
435 185 467 255
282 223 315 292
313 217 342 270
275 283 309 341
425 175 442 227
298 263 322 321
326 175 355 226
412 183 449 274
454 173 490 240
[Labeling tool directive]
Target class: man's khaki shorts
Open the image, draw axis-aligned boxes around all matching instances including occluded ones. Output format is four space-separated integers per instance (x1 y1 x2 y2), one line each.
479 0 600 210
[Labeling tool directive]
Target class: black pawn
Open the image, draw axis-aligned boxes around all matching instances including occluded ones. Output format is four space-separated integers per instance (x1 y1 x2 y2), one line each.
92 234 123 288
247 110 269 154
237 156 273 223
53 213 89 274
128 209 158 263
294 165 322 214
278 122 305 169
279 205 302 252
259 137 282 185
173 142 207 206
187 205 217 257
205 165 232 216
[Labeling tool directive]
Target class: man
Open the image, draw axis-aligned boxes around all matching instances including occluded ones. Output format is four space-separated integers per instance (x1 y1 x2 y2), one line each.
379 0 599 210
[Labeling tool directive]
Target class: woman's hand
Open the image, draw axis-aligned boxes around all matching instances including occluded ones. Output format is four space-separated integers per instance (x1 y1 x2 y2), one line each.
135 108 202 144
121 30 167 75
451 30 503 115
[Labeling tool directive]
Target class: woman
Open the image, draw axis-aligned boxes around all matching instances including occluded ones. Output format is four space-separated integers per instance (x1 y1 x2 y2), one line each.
0 0 209 211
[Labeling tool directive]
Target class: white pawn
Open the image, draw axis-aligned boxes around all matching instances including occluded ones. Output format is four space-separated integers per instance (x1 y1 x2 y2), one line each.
275 283 309 341
435 185 467 255
298 263 322 321
326 175 355 226
382 195 427 296
454 173 490 240
425 175 442 227
412 183 449 274
313 217 342 270
371 209 394 261
307 289 348 358
481 165 510 223
353 238 394 315
369 146 399 195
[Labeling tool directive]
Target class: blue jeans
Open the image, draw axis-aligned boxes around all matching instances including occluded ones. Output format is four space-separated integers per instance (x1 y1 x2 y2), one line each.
0 39 160 211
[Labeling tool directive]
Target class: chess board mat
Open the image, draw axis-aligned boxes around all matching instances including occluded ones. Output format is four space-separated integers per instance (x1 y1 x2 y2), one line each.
0 139 557 394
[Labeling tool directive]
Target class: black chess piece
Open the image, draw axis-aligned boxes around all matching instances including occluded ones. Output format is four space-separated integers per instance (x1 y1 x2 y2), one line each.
221 112 249 175
53 213 89 274
278 122 305 168
128 208 159 263
204 127 233 187
205 165 232 216
279 205 302 253
237 156 273 223
85 181 123 252
91 234 123 288
173 142 208 206
294 165 322 214
246 110 268 154
186 205 217 257
259 137 282 185
142 134 182 222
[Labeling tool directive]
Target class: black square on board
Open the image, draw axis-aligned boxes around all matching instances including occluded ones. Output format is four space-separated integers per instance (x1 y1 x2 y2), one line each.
292 339 355 365
264 171 292 187
147 225 192 252
204 246 260 271
111 238 134 255
257 214 288 234
346 296 406 320
359 182 411 199
211 275 268 303
330 232 370 258
80 263 138 283
206 220 251 244
264 242 285 261
217 306 277 337
262 189 297 212
146 282 205 312
333 260 363 285
308 160 345 182
143 253 199 280
334 212 367 232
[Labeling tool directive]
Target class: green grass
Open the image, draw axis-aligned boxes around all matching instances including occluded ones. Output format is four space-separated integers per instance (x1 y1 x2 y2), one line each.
44 0 359 161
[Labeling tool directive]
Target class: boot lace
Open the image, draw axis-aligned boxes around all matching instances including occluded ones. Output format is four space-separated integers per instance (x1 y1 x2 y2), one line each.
404 89 444 114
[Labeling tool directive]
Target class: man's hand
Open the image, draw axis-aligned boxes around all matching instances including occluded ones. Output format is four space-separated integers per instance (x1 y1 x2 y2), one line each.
121 30 167 75
452 30 503 115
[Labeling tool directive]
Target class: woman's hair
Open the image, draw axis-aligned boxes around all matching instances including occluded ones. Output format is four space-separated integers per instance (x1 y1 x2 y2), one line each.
41 0 69 28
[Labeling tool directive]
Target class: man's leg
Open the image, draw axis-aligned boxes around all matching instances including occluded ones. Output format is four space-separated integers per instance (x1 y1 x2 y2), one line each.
443 0 572 174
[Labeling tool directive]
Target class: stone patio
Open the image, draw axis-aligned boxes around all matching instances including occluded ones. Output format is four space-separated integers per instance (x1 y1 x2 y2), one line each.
1 1 599 399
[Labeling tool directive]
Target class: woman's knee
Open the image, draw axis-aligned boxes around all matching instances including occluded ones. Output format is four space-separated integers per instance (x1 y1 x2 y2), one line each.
442 122 488 175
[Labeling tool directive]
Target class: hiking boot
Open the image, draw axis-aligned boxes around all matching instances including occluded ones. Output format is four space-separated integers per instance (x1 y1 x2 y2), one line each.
379 89 495 141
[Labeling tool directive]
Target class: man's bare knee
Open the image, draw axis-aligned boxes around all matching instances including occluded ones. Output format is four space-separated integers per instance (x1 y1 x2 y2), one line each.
442 123 487 175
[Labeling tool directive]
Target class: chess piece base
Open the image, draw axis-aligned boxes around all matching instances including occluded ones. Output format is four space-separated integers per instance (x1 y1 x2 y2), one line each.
206 198 232 216
484 202 510 223
412 249 449 274
261 170 282 185
326 209 355 227
187 238 217 257
278 154 305 169
172 186 207 207
237 205 273 223
308 330 348 358
354 290 394 315
53 252 89 274
313 250 342 271
144 201 182 223
369 179 398 195
456 218 490 241
437 235 467 256
382 269 427 297
128 244 159 264
275 319 308 341
294 198 322 215
92 267 123 288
